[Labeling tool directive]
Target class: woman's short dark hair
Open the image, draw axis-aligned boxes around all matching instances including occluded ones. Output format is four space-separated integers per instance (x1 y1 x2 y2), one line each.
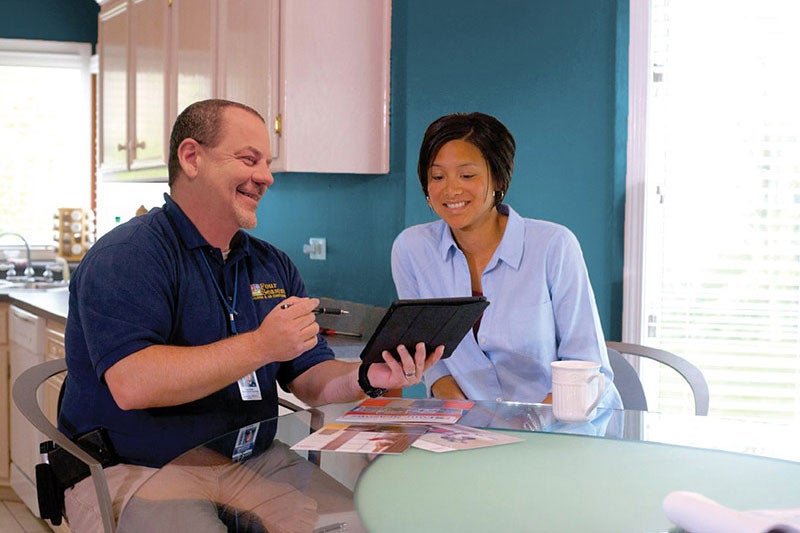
167 99 264 186
417 112 516 206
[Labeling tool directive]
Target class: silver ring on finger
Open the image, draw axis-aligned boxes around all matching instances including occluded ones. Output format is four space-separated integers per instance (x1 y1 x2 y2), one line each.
404 370 416 378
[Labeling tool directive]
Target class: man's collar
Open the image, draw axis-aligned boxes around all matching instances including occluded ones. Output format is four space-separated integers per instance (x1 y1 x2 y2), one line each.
163 193 251 258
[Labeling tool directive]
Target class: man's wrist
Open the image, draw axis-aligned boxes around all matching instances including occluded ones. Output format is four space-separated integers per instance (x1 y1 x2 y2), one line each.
358 362 387 398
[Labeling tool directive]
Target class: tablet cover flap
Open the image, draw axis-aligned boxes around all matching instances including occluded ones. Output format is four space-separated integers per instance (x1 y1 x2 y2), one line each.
359 297 490 364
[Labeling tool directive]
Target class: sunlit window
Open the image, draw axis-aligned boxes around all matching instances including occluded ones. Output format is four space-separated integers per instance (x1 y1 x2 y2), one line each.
630 0 800 427
0 39 92 247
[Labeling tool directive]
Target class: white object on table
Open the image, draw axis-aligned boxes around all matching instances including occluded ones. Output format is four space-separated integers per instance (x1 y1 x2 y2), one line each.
663 491 800 533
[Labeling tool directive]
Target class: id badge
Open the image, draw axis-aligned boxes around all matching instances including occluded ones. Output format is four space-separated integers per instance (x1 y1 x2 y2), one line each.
232 423 260 462
237 372 262 401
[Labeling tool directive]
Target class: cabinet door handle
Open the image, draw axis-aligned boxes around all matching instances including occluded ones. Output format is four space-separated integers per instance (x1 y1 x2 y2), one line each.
135 140 146 150
274 115 282 136
117 143 127 151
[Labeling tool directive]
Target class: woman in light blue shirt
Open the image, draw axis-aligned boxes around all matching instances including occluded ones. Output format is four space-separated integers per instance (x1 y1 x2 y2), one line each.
391 112 621 408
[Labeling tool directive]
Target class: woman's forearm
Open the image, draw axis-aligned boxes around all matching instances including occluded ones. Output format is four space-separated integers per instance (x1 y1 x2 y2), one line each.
430 375 467 399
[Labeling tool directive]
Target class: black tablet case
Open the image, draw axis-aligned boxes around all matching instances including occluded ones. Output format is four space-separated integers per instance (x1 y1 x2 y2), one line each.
359 296 490 364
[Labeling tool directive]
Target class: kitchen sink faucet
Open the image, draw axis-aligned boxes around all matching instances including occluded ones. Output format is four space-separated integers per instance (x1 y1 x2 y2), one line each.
0 231 35 281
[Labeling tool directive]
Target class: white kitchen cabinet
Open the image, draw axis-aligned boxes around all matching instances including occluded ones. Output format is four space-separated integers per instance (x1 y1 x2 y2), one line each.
98 0 169 179
43 321 69 533
274 0 391 173
131 0 169 169
0 302 9 487
44 322 66 427
216 0 281 163
97 0 128 173
172 0 216 115
2 304 69 526
215 0 391 173
181 0 392 173
99 0 391 180
8 305 46 514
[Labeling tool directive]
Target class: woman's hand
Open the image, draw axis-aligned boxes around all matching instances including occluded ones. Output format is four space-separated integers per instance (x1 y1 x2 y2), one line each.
367 342 445 389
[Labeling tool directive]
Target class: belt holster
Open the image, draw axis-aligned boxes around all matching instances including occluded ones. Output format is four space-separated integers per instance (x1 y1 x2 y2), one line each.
36 428 119 525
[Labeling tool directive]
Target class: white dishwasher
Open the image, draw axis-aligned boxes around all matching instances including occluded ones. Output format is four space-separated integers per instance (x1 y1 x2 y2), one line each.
9 304 46 513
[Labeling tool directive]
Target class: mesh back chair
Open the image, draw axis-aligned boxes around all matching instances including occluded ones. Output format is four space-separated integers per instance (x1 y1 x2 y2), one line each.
12 358 116 532
606 341 710 416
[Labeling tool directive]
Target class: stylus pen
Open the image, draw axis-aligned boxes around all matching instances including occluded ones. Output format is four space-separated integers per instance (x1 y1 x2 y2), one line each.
313 307 349 315
320 328 362 338
280 303 349 315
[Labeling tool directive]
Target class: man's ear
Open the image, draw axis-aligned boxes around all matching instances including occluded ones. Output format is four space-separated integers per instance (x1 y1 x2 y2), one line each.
177 138 201 179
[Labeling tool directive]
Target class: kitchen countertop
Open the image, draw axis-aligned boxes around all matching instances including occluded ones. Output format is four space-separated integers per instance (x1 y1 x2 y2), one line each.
1 286 69 322
321 335 365 361
0 288 367 359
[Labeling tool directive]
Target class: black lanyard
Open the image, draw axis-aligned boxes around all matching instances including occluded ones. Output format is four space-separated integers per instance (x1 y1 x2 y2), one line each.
201 251 239 335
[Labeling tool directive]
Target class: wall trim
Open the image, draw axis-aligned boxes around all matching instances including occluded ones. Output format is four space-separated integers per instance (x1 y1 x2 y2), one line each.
621 0 649 343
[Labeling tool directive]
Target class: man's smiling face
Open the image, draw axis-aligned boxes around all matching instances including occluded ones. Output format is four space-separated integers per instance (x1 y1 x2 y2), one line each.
196 106 274 233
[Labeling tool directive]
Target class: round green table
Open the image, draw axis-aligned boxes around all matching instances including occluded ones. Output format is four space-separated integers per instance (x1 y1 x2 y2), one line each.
355 429 800 532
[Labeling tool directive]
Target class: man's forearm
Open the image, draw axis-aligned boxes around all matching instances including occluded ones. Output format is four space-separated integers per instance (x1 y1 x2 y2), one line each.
105 331 268 410
289 360 364 407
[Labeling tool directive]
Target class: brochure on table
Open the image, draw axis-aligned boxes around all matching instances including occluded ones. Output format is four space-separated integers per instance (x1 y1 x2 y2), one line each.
412 424 523 453
336 398 475 425
291 398 523 455
291 423 428 455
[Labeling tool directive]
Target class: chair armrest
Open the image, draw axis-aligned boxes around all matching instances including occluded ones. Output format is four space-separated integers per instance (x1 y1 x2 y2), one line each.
12 358 117 532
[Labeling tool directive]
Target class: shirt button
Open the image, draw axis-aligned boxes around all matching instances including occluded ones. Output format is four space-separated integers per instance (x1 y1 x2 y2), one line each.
496 397 503 402
486 365 492 370
480 337 487 344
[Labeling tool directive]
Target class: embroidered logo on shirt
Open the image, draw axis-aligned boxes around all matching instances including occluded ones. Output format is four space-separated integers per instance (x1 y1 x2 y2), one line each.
251 283 286 301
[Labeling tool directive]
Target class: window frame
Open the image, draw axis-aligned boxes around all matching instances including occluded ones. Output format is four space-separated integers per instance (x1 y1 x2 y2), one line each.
0 38 93 248
621 1 650 344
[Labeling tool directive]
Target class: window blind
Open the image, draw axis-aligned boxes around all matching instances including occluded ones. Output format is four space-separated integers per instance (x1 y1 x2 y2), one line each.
641 0 800 424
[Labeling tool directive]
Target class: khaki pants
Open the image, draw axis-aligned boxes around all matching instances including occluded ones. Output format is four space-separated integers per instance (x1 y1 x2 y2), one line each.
64 463 156 533
66 441 355 533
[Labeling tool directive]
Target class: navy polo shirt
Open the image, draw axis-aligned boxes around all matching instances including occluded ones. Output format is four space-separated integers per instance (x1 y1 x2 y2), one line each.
59 194 335 467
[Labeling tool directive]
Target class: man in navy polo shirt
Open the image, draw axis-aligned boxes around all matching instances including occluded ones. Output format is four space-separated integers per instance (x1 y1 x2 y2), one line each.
59 99 445 531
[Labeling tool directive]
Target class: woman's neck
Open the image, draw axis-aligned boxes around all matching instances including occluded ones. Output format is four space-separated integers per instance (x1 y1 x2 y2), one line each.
453 209 507 258
452 209 508 292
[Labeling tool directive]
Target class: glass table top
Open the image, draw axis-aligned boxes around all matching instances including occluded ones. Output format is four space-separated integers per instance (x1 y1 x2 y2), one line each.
116 400 800 532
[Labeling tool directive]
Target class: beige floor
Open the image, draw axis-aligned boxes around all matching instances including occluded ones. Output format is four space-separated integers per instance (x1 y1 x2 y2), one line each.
0 490 50 533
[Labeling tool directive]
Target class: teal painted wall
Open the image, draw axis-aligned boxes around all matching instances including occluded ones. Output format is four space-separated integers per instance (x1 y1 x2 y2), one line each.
1 0 628 339
0 0 98 46
261 0 628 339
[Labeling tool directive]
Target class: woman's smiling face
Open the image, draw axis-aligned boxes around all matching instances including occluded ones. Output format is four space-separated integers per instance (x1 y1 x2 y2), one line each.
427 139 496 234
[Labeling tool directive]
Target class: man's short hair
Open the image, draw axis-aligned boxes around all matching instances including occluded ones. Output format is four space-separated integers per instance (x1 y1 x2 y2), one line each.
167 99 265 186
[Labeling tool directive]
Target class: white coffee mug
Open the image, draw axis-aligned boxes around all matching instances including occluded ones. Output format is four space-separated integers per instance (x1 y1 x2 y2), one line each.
550 360 605 423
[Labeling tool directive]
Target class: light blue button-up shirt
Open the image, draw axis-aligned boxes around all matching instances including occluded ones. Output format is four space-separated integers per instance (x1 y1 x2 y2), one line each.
391 204 621 408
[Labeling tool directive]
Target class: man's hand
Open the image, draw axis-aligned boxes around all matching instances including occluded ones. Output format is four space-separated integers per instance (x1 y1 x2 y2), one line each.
256 296 320 363
367 342 445 390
